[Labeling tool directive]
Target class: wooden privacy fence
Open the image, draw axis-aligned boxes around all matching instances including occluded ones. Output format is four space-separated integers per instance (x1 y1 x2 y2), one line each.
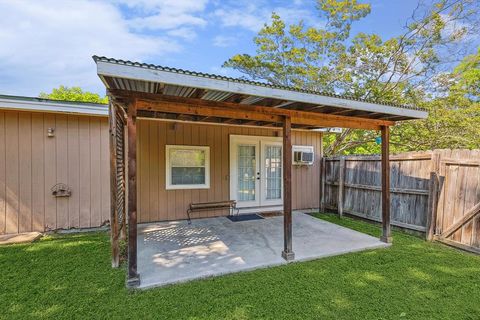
432 150 480 254
321 149 480 254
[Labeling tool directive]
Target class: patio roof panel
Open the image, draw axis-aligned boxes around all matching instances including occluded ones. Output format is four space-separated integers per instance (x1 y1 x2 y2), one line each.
93 56 428 123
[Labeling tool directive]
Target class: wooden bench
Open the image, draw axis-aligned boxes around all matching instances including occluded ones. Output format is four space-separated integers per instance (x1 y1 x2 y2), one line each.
187 200 239 223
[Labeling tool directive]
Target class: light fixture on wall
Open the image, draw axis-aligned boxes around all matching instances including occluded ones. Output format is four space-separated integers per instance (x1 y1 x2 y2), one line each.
47 127 55 137
170 122 178 131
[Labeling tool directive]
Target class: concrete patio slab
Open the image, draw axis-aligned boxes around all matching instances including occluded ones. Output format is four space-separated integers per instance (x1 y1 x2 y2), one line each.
137 212 390 289
0 232 42 245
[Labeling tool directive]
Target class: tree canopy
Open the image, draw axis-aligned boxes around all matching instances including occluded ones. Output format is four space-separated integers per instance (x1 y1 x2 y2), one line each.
39 86 108 104
224 0 480 155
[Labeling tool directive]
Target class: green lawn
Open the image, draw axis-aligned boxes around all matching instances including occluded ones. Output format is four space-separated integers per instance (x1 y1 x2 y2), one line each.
1 214 479 320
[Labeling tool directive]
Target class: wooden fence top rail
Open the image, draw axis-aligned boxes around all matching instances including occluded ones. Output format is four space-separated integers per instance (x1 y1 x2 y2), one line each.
441 159 480 167
324 154 432 161
325 181 429 196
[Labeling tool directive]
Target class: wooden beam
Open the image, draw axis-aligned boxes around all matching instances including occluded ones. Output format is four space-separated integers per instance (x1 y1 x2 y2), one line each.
126 100 140 287
380 125 392 243
109 103 120 268
281 116 294 261
440 202 480 240
137 99 283 123
111 90 395 130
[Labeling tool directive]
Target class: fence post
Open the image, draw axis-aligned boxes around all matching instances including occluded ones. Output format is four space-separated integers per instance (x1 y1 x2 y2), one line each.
320 157 326 213
426 152 441 241
338 157 345 217
426 171 439 241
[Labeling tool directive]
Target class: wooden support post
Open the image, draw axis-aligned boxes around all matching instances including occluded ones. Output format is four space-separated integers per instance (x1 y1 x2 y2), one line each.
320 157 326 213
380 126 392 243
120 116 127 242
337 157 345 217
282 116 295 261
109 103 120 268
126 100 140 287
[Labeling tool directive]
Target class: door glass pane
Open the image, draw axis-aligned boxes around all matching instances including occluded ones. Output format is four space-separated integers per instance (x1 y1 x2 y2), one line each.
265 145 282 200
237 145 256 201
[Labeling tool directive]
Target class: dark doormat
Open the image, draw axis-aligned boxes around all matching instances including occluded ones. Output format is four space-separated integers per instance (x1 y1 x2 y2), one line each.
227 214 264 222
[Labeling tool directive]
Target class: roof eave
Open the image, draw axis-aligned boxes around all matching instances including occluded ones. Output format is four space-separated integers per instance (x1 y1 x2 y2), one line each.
0 96 108 116
95 59 428 120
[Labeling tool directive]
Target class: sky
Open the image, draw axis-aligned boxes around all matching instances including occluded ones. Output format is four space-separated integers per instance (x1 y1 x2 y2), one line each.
0 0 442 97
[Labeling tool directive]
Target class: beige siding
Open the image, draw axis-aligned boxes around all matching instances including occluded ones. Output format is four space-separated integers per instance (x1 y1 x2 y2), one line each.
0 111 322 233
0 110 110 235
137 120 323 223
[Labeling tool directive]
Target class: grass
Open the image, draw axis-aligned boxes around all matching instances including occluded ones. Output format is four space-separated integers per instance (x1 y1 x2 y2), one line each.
1 213 479 320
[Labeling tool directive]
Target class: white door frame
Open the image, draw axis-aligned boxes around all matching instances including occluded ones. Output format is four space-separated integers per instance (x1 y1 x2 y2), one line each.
230 135 283 209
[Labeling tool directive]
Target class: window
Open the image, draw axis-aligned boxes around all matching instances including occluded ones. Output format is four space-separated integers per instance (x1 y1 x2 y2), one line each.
166 145 210 190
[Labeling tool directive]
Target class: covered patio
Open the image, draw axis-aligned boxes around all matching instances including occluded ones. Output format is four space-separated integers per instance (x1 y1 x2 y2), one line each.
138 211 389 288
93 56 427 288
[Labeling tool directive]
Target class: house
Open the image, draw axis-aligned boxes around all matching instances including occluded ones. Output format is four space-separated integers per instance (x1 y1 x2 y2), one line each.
0 95 110 235
0 56 427 287
0 94 325 235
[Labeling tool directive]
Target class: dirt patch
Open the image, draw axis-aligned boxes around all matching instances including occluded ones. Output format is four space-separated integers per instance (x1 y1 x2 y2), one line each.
259 211 283 218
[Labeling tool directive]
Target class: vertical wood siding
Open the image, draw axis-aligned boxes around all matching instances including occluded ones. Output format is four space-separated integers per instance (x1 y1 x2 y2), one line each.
0 113 321 233
0 110 110 235
137 120 323 223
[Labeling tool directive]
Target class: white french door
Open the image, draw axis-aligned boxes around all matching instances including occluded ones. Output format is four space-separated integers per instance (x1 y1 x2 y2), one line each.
230 135 283 208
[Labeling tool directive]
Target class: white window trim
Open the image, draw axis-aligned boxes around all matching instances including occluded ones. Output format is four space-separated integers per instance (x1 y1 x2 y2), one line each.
165 145 210 190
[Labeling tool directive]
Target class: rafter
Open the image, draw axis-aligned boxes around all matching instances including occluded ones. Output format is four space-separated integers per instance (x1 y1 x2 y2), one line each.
189 88 205 99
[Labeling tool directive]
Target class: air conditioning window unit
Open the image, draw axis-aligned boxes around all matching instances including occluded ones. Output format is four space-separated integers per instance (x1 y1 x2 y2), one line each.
292 146 314 165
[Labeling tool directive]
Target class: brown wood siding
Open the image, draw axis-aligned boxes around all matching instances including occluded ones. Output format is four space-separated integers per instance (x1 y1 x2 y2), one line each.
137 120 323 223
0 110 110 235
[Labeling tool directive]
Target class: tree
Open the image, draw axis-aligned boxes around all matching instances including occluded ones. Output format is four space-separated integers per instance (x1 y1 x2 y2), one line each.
39 86 108 104
395 49 480 151
224 0 479 155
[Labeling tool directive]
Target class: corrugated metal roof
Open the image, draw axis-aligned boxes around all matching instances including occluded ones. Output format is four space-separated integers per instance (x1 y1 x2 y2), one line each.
92 55 424 112
0 94 107 107
0 94 108 116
